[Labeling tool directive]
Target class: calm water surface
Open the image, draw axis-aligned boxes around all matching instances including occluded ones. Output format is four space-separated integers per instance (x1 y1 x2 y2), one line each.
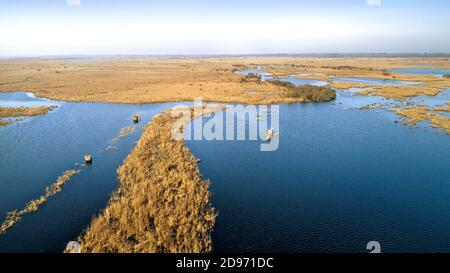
1 78 449 253
332 77 420 86
186 101 450 253
0 92 177 252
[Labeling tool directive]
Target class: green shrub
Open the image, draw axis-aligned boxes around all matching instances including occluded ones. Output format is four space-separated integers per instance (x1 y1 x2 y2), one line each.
269 80 336 102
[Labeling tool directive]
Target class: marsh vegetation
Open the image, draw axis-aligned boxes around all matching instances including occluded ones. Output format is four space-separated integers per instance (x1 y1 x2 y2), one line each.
393 107 450 134
0 106 55 125
77 105 224 253
0 106 55 117
1 57 448 104
268 80 336 102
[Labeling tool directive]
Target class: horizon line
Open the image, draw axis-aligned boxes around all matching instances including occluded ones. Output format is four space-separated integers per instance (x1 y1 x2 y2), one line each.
1 52 450 59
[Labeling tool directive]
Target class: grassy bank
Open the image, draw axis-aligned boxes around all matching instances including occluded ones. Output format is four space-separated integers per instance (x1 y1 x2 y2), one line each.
77 105 224 253
0 119 9 126
0 106 55 117
0 106 55 126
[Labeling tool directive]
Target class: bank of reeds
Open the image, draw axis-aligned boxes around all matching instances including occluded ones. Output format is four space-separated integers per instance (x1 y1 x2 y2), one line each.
0 106 55 118
393 107 450 135
0 119 9 126
77 105 224 253
0 169 81 234
268 80 336 102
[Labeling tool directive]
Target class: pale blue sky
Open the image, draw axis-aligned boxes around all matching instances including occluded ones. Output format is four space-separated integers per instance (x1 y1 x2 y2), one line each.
0 0 449 55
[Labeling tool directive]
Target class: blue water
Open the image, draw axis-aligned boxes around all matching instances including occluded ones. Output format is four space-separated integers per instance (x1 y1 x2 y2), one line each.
0 92 61 108
233 69 274 81
281 77 327 87
1 89 450 253
0 92 177 252
332 77 420 86
186 102 450 253
235 70 327 87
390 68 450 77
409 88 450 108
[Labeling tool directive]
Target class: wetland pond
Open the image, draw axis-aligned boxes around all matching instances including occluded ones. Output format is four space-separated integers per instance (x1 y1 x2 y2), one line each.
0 92 178 252
1 70 449 252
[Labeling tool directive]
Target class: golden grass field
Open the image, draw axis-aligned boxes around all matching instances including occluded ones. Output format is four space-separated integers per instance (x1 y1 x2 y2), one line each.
0 56 448 133
1 56 449 103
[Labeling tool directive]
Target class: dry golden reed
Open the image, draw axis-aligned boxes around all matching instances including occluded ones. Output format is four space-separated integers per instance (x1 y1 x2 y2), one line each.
0 106 54 117
77 105 224 253
394 107 450 134
0 119 9 126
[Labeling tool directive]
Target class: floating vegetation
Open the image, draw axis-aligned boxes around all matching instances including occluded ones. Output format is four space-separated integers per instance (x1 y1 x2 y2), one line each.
393 107 450 134
0 169 81 235
0 119 9 126
77 105 224 253
434 102 450 113
118 126 137 138
105 125 138 151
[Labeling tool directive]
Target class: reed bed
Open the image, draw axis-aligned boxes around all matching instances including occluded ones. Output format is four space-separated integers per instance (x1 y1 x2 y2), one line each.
0 119 9 126
77 105 225 253
0 106 55 117
393 107 450 134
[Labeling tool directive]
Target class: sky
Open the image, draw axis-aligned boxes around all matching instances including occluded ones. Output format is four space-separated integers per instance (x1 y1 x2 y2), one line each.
0 0 449 56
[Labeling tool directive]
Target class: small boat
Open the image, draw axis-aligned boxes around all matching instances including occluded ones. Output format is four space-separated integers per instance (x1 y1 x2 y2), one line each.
84 154 93 164
133 114 140 123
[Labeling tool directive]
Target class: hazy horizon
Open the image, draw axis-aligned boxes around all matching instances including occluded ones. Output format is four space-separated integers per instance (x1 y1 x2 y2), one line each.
1 0 450 56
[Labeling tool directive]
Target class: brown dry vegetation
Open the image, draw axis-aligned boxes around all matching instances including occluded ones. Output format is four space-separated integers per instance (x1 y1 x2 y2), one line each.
1 56 449 103
393 107 450 134
77 105 224 253
0 170 81 235
353 85 443 99
0 106 55 126
0 106 54 117
435 102 450 113
0 57 307 105
268 80 336 102
0 119 9 126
